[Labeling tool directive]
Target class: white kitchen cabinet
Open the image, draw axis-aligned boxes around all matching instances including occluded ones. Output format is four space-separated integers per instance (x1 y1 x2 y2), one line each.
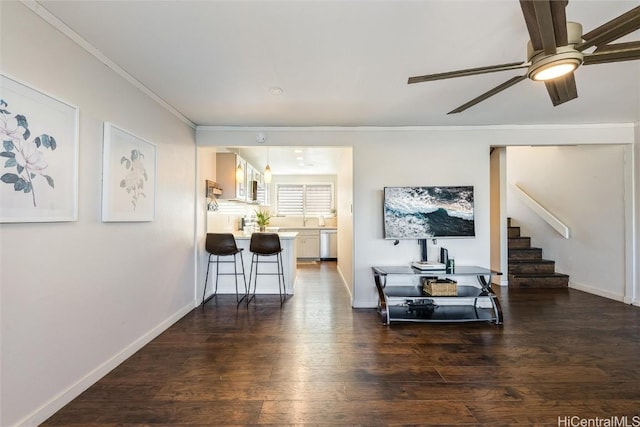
300 234 320 259
279 228 320 259
292 229 320 259
246 164 256 203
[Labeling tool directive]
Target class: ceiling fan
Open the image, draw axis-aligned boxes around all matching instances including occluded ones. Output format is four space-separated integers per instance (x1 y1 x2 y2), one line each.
408 1 640 114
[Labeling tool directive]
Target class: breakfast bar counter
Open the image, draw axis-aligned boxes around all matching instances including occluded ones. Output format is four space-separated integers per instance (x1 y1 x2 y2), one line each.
205 232 298 297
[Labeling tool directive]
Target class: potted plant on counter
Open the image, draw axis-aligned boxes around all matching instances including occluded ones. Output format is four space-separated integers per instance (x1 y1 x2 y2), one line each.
255 209 271 232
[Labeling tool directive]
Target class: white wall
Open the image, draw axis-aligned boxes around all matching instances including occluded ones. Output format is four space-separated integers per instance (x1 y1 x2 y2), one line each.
506 145 626 300
0 3 197 425
352 135 491 306
490 147 508 285
336 147 354 299
633 124 639 305
196 146 218 306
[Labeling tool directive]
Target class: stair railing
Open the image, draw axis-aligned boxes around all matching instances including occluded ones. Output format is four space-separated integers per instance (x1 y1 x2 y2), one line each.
511 183 570 239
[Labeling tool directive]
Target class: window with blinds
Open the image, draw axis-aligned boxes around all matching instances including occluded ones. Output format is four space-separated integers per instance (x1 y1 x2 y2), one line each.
276 183 333 216
305 184 333 215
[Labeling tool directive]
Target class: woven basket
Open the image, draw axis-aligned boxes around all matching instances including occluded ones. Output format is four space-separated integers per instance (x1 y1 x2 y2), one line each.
422 278 457 296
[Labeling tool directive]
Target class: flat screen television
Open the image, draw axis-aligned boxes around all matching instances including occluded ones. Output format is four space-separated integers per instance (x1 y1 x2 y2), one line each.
383 186 475 239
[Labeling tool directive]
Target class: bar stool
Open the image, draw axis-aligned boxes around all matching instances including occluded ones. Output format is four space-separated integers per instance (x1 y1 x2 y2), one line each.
202 233 247 305
247 233 286 304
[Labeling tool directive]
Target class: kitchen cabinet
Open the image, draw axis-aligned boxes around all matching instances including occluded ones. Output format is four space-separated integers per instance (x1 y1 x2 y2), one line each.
281 228 320 259
246 164 256 203
216 153 269 205
216 152 247 201
299 231 320 259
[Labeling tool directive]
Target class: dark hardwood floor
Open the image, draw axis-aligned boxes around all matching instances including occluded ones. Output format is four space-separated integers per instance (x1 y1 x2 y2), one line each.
44 262 640 426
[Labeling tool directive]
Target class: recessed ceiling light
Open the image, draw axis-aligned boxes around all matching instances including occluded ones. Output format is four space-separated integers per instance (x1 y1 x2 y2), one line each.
296 156 304 161
294 149 303 153
269 86 284 95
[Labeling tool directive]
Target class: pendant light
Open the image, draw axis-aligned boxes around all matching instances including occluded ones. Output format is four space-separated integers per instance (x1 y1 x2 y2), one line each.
264 147 272 184
236 148 244 181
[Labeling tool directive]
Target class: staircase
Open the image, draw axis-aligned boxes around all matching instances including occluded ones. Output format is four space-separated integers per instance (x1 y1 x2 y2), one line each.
508 218 569 288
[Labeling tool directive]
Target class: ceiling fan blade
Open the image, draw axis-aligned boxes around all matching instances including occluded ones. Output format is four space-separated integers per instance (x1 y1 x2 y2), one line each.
447 75 527 114
532 1 561 54
583 41 640 65
520 1 567 54
520 1 543 50
544 72 578 107
549 0 568 46
408 62 528 84
577 6 640 51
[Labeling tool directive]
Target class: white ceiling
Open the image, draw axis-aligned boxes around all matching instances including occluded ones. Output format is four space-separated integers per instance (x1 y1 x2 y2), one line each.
217 145 346 175
37 0 640 128
33 0 640 174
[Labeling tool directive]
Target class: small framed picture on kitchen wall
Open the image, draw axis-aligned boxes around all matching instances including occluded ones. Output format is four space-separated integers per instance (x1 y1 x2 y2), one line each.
101 122 156 222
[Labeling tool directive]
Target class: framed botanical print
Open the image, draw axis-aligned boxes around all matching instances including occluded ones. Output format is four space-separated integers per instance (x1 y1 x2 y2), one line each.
101 122 156 222
0 74 79 222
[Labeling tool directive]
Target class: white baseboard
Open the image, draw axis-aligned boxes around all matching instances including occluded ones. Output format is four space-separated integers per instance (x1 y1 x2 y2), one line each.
18 302 194 427
336 264 354 305
569 280 625 303
352 298 377 309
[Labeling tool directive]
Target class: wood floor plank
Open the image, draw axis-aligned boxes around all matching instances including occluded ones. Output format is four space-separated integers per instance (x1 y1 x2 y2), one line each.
436 365 612 383
154 380 348 402
44 400 264 425
257 400 478 425
41 262 640 426
345 381 524 402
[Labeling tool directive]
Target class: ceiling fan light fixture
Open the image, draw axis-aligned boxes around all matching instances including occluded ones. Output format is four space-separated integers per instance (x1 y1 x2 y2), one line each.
531 62 578 81
527 47 584 81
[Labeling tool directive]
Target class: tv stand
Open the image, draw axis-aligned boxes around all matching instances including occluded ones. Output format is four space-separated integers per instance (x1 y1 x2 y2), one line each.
372 265 503 325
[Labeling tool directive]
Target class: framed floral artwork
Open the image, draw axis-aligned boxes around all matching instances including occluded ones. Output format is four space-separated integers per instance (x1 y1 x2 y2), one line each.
101 122 156 222
0 74 79 223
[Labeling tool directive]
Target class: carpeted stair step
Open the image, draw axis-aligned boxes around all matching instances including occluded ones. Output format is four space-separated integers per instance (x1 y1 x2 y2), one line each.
508 247 543 260
508 259 556 275
508 273 569 288
508 226 521 238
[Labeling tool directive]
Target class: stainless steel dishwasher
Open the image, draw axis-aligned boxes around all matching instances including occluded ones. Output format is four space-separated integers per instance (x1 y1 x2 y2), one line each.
319 229 337 260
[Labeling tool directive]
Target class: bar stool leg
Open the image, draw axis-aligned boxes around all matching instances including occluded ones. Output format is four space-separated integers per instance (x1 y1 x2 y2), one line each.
214 256 221 296
247 253 256 303
202 253 212 306
234 253 247 304
277 252 286 304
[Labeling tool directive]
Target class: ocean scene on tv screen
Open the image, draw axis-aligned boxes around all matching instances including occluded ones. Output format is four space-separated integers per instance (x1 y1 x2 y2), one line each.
384 186 475 238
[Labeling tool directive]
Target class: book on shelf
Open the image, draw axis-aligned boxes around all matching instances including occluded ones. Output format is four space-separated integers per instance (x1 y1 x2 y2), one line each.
411 261 446 271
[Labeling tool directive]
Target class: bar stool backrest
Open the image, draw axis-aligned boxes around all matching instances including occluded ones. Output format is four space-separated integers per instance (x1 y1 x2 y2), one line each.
250 233 282 256
206 233 240 256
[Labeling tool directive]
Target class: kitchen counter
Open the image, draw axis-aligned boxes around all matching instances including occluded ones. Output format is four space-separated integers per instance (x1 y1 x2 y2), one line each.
278 227 337 231
202 231 298 298
232 231 298 240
